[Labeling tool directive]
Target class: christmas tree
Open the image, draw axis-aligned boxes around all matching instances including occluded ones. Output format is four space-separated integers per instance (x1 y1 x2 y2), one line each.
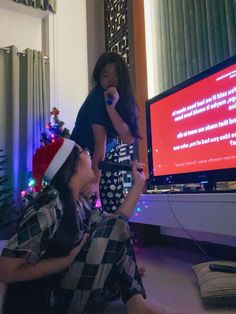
21 107 70 204
40 107 70 145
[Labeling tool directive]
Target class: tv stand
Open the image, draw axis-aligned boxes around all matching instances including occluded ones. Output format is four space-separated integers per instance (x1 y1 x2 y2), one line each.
130 192 236 247
146 189 236 194
203 181 216 192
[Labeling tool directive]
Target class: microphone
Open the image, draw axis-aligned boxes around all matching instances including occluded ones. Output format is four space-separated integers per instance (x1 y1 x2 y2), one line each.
99 161 131 172
106 93 114 105
98 161 143 172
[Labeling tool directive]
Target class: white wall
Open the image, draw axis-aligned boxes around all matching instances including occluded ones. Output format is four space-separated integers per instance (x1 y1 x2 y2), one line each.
49 0 88 132
0 1 43 51
86 0 105 89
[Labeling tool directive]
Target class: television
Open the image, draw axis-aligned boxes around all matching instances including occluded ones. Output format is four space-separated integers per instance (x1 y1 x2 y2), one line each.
146 55 236 187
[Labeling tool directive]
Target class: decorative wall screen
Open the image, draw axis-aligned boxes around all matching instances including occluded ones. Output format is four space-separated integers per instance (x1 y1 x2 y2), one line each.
104 0 130 66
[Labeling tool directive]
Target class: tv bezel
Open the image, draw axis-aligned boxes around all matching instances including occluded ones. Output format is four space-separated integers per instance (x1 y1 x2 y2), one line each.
146 55 236 186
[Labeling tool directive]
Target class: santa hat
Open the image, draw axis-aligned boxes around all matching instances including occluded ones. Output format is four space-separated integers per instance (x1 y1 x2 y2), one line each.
33 138 75 192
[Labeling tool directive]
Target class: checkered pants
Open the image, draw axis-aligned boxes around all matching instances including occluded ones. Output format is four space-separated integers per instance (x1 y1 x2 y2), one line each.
100 144 125 213
52 211 146 314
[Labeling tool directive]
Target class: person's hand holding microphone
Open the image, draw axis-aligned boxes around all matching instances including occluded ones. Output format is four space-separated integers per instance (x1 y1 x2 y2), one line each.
104 86 119 108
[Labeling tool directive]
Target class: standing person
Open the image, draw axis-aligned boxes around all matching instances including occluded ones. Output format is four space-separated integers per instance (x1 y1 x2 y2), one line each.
0 138 167 314
70 51 142 213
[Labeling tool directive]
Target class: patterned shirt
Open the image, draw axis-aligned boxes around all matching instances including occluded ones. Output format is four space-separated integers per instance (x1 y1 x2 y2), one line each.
1 187 93 265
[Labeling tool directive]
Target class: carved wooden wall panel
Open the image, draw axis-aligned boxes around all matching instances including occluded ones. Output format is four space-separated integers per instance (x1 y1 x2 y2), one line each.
104 0 130 66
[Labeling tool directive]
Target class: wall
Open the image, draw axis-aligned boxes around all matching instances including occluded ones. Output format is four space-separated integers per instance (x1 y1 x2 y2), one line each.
47 0 89 132
0 0 43 51
86 0 105 90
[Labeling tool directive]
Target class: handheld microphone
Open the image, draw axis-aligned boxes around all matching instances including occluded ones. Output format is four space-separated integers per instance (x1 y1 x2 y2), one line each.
98 161 143 172
106 93 114 105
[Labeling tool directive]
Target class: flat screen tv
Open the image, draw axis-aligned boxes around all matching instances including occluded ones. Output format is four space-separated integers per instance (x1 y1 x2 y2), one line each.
146 55 236 186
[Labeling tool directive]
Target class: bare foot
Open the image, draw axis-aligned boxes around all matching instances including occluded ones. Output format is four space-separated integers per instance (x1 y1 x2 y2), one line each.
126 295 168 314
138 265 146 277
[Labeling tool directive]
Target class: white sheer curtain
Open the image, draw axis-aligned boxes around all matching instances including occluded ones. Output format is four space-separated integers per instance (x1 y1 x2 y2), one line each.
144 0 236 98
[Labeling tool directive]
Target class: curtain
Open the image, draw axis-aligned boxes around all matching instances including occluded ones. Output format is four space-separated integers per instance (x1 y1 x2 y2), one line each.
11 0 56 13
0 46 49 199
145 0 236 96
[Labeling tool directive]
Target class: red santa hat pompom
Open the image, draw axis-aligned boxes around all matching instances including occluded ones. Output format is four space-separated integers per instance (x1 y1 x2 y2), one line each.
33 138 75 192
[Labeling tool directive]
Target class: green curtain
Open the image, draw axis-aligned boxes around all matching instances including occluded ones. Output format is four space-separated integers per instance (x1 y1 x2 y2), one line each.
147 0 236 94
11 0 56 13
0 47 20 197
0 46 49 197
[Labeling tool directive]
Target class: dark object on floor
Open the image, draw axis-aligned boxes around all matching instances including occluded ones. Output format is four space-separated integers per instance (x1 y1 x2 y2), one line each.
209 263 236 273
129 222 160 247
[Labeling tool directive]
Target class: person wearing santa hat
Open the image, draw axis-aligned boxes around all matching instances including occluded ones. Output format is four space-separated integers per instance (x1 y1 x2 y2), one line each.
0 138 168 314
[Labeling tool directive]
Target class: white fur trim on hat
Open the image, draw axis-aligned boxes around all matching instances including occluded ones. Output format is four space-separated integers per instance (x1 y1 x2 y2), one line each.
44 138 75 181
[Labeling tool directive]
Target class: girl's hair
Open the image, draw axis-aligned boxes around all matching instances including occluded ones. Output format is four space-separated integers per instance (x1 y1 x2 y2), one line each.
93 51 142 139
23 145 80 255
51 146 79 237
48 145 79 254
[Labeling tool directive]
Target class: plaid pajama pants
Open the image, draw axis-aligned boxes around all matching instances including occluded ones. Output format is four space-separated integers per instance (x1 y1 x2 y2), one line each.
52 211 146 314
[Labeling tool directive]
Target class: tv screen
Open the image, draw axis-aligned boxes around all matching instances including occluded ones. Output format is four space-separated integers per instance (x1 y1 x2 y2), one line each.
146 55 236 186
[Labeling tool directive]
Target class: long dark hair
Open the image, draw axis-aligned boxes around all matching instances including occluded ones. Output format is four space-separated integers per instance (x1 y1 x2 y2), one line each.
45 145 80 256
19 145 80 256
93 51 142 139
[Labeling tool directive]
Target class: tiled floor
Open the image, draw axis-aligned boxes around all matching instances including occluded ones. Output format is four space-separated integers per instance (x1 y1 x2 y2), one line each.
134 245 236 314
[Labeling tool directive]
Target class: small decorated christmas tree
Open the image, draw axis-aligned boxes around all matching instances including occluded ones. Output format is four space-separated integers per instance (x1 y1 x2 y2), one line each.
40 107 70 145
21 107 71 204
